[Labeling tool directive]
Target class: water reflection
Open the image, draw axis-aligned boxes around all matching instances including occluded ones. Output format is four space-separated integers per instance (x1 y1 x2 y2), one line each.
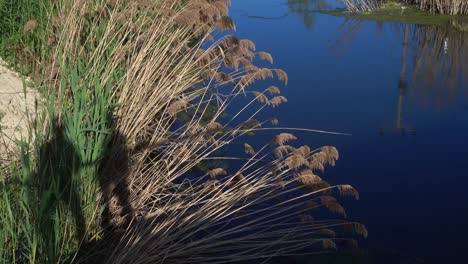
231 2 468 260
284 1 467 135
397 24 410 133
333 20 467 109
287 0 330 30
328 19 367 54
326 19 468 137
409 23 468 108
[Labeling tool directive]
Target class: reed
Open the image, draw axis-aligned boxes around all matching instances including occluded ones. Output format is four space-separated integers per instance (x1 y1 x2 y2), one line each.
341 0 383 12
1 0 365 263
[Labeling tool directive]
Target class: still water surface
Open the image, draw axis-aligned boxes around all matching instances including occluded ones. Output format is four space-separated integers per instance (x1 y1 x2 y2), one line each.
230 0 468 262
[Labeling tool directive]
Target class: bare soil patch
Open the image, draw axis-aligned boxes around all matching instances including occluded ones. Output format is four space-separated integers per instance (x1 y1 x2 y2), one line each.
0 59 38 161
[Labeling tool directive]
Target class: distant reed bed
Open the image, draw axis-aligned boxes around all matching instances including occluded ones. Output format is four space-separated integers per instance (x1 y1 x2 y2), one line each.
0 0 365 263
341 0 383 12
341 0 468 15
409 0 468 15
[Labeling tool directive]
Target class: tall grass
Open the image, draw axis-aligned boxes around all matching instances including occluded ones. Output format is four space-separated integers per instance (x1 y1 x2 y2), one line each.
1 0 366 263
0 0 59 77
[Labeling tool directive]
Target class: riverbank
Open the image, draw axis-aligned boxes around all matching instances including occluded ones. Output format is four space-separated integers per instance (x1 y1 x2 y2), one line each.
0 59 37 161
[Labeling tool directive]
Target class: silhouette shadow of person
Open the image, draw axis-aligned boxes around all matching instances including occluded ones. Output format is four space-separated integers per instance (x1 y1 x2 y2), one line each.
27 116 134 263
30 119 87 257
75 129 135 263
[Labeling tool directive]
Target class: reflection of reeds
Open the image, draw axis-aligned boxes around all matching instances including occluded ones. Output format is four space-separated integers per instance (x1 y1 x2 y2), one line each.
328 19 367 55
287 0 329 31
409 24 468 107
329 19 468 109
397 24 410 130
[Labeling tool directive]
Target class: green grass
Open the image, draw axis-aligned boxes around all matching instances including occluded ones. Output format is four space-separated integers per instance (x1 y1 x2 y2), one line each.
0 60 116 263
0 0 118 262
0 0 57 77
0 0 52 260
326 1 464 26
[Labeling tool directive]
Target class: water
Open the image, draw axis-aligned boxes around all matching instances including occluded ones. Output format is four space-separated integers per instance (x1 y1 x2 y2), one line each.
230 0 468 263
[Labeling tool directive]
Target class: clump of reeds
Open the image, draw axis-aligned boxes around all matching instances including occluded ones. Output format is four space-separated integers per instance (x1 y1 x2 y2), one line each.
1 0 366 263
341 0 383 13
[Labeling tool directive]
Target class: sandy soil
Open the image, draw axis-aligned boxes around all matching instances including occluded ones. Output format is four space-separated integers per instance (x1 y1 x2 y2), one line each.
0 59 38 161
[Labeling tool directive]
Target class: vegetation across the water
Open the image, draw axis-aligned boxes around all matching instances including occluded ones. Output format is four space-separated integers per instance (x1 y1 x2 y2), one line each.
329 1 468 26
411 0 468 15
339 0 468 15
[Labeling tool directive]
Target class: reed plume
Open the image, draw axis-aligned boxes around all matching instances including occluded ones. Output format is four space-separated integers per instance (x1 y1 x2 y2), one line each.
23 19 38 33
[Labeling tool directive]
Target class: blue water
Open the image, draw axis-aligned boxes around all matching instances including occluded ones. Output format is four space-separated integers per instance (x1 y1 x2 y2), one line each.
230 0 468 262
